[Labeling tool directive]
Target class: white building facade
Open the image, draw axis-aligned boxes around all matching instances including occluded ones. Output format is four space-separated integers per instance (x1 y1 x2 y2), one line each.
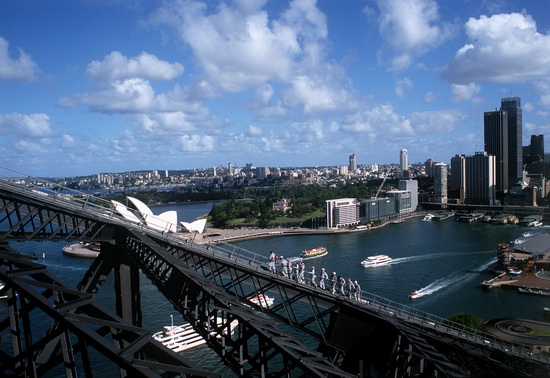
326 198 360 228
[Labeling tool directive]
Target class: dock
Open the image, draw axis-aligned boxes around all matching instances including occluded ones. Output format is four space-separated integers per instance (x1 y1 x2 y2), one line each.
482 271 550 291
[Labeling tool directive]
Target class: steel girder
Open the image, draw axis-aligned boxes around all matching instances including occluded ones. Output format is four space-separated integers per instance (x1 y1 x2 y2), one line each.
0 243 219 377
120 229 356 377
0 186 112 243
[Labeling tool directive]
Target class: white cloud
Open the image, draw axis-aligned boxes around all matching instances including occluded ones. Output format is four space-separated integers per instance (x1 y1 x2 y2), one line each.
423 91 436 103
87 51 184 85
395 77 413 99
179 134 215 151
442 12 550 84
0 37 39 82
450 83 480 103
374 0 456 71
409 109 465 134
0 113 54 138
247 125 263 136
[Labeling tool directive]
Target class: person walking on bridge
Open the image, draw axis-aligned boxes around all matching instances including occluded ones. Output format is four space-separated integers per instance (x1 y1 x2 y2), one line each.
309 266 317 287
281 257 289 278
319 268 328 289
299 259 305 283
347 278 355 299
338 276 346 295
330 272 337 294
354 281 361 301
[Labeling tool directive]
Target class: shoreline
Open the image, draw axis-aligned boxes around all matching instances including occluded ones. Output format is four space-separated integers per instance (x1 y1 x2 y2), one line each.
191 214 425 244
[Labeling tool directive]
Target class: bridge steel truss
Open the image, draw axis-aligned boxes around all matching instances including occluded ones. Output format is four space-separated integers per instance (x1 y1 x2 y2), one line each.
0 181 549 377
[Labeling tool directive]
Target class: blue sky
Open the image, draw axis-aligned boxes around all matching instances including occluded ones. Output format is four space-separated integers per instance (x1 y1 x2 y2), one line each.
1 0 550 177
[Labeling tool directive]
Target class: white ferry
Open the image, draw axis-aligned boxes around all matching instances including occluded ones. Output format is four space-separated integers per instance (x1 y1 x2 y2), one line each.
153 317 236 353
423 214 434 221
361 254 392 267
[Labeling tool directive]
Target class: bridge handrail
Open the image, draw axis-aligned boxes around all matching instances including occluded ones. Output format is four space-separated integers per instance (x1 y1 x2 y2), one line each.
0 169 548 365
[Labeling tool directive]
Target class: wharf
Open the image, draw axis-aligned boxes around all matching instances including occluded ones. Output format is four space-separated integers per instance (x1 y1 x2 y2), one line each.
482 271 550 291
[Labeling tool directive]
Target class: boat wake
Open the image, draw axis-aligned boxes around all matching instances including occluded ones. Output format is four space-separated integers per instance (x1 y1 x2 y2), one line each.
409 257 496 299
391 250 493 265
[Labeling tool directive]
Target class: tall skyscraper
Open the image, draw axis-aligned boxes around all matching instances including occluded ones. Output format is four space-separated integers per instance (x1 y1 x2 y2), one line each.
500 97 522 184
400 149 408 171
530 134 544 162
348 154 357 172
434 163 447 204
484 110 508 191
465 152 496 205
450 154 466 203
398 179 418 211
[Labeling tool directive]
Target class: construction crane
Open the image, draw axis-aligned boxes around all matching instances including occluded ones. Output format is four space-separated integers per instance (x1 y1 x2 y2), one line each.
374 168 393 199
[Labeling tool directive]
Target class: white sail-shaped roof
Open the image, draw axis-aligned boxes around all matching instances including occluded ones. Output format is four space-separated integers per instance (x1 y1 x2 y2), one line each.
180 218 207 234
127 196 154 217
111 200 141 224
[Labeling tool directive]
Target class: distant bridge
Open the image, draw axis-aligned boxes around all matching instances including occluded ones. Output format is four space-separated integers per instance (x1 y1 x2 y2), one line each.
0 177 549 377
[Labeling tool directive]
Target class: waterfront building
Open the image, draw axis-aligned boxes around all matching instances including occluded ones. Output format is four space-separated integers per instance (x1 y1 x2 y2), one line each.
400 149 408 171
326 198 360 228
349 154 357 173
386 190 412 214
530 135 544 163
360 197 396 222
465 152 496 205
500 97 523 184
398 179 418 211
450 154 466 203
484 109 509 191
434 163 448 204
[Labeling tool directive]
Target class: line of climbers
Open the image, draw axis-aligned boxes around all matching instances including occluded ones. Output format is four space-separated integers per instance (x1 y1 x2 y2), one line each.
268 251 361 301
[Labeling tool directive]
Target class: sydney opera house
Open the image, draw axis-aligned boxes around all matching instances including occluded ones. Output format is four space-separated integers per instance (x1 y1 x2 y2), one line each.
112 197 206 234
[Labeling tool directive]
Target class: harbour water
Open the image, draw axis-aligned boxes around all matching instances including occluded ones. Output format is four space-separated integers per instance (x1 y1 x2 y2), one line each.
2 201 549 376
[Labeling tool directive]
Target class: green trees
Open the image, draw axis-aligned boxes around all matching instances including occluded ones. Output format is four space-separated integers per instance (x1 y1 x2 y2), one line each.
445 312 483 330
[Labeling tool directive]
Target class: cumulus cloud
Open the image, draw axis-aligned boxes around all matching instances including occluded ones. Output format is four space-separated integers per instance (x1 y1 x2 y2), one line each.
0 37 39 82
450 83 480 103
373 0 456 71
0 113 54 138
395 77 413 98
442 12 550 84
423 91 436 103
87 51 184 85
247 125 263 136
150 0 353 115
409 109 465 134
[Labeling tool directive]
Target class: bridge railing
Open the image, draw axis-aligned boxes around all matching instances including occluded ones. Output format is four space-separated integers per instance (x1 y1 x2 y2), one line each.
1 169 548 364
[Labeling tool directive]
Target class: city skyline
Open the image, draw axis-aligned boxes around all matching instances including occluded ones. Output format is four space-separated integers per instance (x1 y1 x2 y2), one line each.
1 1 550 177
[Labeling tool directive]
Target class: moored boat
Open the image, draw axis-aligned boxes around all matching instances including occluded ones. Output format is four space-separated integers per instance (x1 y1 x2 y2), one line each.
422 214 434 221
247 293 274 308
300 247 327 259
153 316 236 353
361 254 392 267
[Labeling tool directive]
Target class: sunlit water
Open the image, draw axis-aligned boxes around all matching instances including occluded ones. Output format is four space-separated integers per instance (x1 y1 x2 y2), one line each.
2 202 549 376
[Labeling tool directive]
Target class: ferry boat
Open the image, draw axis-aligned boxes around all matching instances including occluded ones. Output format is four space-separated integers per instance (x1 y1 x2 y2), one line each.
361 254 392 267
300 247 327 259
518 287 550 296
153 317 236 353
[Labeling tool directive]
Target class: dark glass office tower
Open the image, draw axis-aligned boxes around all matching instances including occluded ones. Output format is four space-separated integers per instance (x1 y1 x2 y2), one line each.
500 97 522 184
530 134 544 162
484 110 508 191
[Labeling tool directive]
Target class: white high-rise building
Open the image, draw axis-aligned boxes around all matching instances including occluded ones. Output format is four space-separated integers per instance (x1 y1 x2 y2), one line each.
400 149 408 171
434 163 448 204
326 198 359 228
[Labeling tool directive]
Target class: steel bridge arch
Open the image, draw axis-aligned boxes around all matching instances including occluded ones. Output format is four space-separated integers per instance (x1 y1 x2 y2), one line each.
0 179 549 377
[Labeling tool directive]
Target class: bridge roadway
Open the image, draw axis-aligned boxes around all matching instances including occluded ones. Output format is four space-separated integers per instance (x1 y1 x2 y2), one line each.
0 178 549 377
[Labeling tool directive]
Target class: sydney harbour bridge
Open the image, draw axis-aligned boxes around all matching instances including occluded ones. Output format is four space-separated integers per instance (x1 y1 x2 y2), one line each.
0 176 548 377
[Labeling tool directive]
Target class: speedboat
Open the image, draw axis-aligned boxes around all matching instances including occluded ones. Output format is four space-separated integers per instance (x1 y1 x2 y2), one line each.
361 255 392 267
409 291 419 299
247 294 274 308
